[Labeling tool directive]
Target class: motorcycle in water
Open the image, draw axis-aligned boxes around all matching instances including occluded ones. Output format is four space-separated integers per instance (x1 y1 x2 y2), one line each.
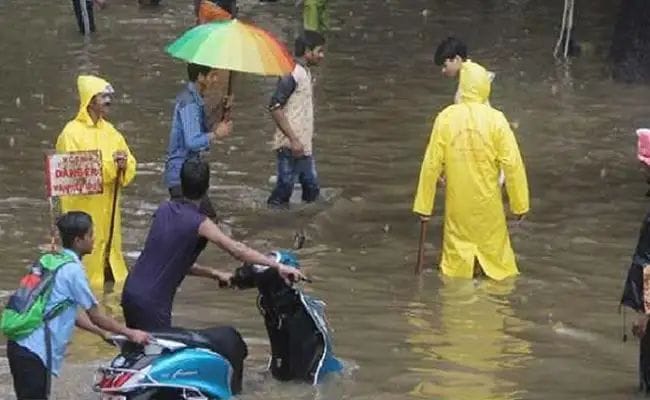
94 250 343 400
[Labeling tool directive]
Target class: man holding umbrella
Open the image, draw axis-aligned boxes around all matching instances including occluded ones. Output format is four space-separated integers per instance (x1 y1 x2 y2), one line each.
163 63 232 221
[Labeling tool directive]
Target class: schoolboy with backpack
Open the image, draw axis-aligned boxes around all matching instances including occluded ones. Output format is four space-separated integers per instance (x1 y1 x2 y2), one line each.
0 211 150 400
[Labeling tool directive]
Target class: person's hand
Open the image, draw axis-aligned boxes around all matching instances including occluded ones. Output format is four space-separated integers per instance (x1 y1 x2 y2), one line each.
213 120 232 140
113 151 127 170
277 264 306 284
514 213 526 221
94 0 107 9
508 213 526 229
418 215 430 223
222 94 234 111
126 329 151 345
289 139 304 157
212 271 233 288
633 314 650 339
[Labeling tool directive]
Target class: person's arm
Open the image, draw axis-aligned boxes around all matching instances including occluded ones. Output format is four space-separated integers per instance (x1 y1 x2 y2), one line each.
413 115 446 220
179 103 212 152
85 306 149 344
75 309 106 339
268 75 303 155
198 218 305 281
66 264 150 344
189 263 232 286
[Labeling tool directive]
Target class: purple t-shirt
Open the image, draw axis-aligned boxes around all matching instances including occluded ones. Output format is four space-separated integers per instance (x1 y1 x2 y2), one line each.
123 200 206 316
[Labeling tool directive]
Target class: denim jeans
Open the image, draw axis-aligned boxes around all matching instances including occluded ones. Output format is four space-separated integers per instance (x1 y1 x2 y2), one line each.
267 147 320 207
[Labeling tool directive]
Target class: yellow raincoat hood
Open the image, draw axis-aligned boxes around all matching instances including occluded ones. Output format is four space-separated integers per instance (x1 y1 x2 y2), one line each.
458 60 491 104
76 75 114 126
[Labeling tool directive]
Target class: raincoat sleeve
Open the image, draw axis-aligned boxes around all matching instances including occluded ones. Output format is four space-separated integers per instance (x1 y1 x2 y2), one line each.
413 115 445 216
495 113 529 215
55 127 72 153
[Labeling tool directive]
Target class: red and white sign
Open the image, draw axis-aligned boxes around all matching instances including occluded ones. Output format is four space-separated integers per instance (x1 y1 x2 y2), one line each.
45 151 104 197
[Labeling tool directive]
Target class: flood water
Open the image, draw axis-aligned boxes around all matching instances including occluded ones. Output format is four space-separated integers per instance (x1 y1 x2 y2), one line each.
1 0 650 399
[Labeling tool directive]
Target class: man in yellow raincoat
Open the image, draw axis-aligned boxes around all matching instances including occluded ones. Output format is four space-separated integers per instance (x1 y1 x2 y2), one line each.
56 75 136 288
412 59 529 281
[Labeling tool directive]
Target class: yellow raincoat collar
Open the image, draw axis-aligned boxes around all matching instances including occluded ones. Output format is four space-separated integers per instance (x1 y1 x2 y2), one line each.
458 60 491 104
75 75 114 126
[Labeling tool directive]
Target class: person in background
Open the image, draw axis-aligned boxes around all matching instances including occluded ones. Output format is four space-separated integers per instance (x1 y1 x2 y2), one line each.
620 128 650 394
195 0 237 23
267 31 325 208
303 0 329 33
56 75 136 288
72 0 106 34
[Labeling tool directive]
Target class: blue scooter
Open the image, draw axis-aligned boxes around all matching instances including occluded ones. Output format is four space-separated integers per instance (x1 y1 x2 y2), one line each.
94 250 343 400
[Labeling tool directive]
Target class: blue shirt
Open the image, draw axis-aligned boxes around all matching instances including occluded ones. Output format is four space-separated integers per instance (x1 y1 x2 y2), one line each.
17 249 98 376
164 82 211 188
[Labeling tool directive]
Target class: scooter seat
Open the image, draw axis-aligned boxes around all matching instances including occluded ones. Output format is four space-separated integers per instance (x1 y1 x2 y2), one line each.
151 327 219 354
151 326 248 363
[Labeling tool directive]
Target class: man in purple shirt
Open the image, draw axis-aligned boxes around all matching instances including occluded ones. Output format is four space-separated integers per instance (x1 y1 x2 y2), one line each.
122 158 304 331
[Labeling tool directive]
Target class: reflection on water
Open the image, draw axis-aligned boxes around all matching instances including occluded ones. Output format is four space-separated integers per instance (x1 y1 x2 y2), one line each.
407 278 532 400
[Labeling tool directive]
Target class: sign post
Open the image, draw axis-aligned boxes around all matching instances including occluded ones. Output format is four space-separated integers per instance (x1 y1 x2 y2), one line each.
44 150 103 251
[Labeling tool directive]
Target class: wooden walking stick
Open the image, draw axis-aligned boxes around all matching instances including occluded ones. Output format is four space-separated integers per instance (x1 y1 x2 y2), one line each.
415 218 428 275
103 168 123 283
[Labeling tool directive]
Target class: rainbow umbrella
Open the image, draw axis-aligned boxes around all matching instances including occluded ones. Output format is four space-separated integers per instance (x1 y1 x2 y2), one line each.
166 19 294 76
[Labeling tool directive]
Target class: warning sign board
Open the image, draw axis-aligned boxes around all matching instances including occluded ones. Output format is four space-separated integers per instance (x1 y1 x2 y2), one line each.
45 151 103 197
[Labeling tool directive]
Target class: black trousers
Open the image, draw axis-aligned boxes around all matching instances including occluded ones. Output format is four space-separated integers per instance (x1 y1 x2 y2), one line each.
71 0 96 34
7 341 49 400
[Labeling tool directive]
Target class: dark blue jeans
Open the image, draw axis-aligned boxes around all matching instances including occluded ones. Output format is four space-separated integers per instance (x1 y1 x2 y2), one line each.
267 147 320 207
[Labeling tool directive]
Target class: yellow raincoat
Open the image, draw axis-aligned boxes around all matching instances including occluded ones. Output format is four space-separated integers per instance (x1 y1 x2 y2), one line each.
56 75 136 287
413 62 529 280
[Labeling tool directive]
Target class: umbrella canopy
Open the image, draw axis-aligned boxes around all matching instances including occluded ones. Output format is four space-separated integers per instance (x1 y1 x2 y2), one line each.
166 19 295 76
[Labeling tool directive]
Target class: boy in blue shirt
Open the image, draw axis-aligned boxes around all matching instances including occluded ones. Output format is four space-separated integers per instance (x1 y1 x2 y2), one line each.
164 63 233 221
6 212 149 400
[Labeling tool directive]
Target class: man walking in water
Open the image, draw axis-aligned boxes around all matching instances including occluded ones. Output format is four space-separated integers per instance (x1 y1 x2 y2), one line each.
267 31 325 208
412 56 529 280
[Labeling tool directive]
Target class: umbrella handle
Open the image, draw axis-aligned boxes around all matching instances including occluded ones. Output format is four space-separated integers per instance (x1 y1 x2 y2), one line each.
221 72 235 122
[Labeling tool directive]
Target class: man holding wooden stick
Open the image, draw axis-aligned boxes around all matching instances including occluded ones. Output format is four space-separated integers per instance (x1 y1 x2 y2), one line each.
412 59 529 280
56 75 136 288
